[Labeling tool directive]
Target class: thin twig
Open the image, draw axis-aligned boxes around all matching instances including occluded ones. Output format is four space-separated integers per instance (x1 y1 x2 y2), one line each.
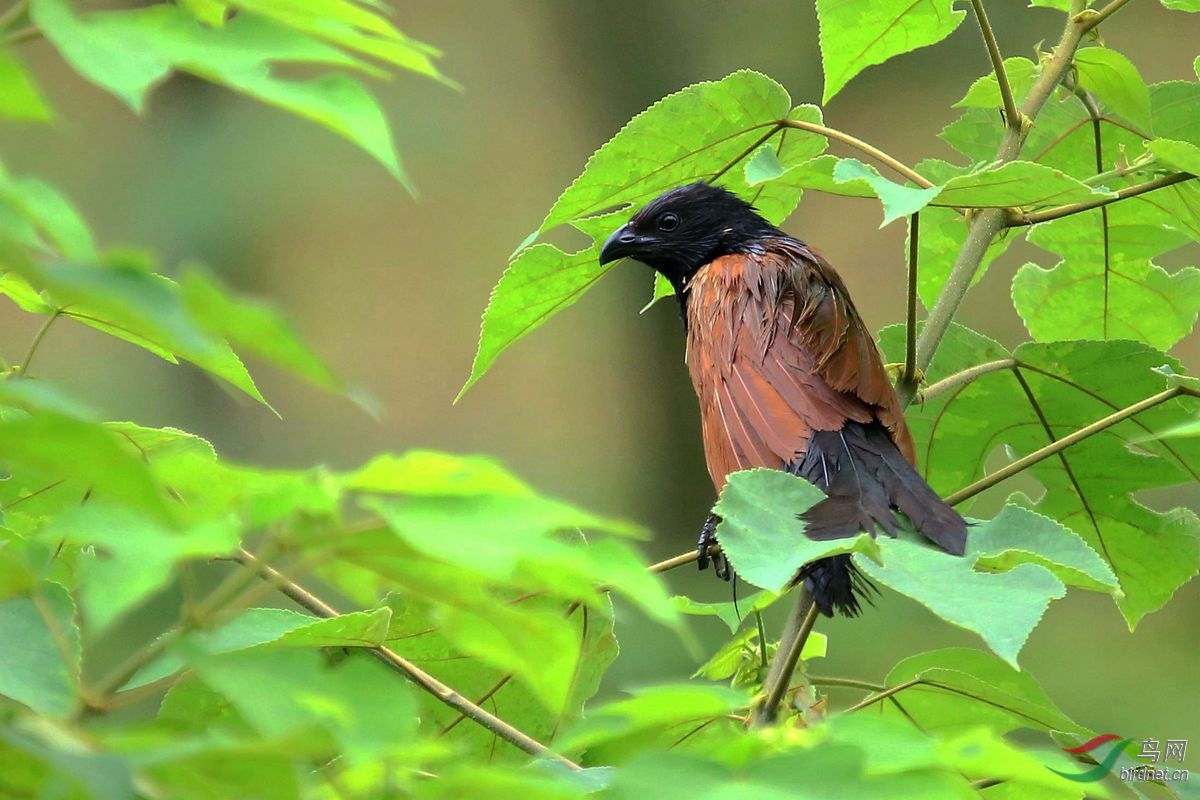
1080 0 1136 30
846 678 923 713
901 212 920 389
809 676 886 692
970 0 1021 131
945 385 1197 506
1007 172 1195 226
779 119 935 189
710 124 784 183
18 309 62 376
921 358 1018 401
647 548 703 574
751 588 818 726
237 549 582 770
0 0 28 31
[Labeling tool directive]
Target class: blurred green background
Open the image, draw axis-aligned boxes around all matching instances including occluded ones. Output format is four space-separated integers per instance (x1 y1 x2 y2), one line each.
2 1 1197 766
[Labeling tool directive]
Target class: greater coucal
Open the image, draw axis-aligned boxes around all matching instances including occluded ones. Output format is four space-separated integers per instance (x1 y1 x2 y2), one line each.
599 183 966 616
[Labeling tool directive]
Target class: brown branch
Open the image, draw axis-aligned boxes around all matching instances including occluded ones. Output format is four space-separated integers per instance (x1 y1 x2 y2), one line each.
945 385 1196 506
970 0 1021 131
751 588 819 727
779 119 935 189
237 548 582 770
901 213 920 389
846 678 923 712
1007 172 1196 226
1079 0 1136 30
921 359 1019 401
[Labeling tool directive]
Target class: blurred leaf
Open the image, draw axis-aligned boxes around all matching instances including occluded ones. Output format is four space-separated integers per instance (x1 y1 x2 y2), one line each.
230 0 448 83
15 258 270 408
31 0 408 183
554 683 746 763
43 504 239 634
0 722 136 800
0 48 53 122
180 0 227 26
601 746 974 800
0 412 172 523
881 648 1089 736
1075 47 1153 133
130 607 392 688
180 267 342 393
714 468 881 593
0 167 97 260
190 647 418 764
382 594 616 763
1161 0 1200 11
969 504 1119 593
856 535 1065 668
816 0 966 103
344 450 535 497
672 590 774 634
0 582 80 717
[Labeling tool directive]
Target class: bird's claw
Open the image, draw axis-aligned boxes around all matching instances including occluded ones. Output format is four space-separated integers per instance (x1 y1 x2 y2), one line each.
696 513 731 580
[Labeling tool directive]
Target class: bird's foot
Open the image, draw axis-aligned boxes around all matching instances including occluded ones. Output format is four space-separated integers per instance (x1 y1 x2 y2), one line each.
697 512 730 580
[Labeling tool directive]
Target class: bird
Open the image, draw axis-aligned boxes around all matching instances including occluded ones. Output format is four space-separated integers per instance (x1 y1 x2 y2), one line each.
598 182 967 617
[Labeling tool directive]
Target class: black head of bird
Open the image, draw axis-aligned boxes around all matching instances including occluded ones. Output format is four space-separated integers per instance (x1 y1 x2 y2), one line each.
598 182 781 292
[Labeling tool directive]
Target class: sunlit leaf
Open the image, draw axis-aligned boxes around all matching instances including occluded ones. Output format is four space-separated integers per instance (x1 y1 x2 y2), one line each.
816 0 966 103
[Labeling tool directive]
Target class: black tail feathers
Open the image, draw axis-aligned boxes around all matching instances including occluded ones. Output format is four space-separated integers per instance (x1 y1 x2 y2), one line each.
790 422 967 617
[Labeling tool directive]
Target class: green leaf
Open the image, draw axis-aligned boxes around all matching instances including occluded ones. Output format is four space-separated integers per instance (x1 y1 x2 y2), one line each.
189 648 418 764
955 57 1039 109
31 0 170 111
1015 207 1200 350
31 0 407 183
540 73 823 233
382 593 616 763
969 504 1119 593
0 412 172 523
461 73 831 397
14 258 270 408
884 332 1200 627
553 683 746 762
1074 47 1153 133
0 169 97 260
856 535 1065 667
180 267 343 393
42 505 239 634
1161 0 1200 10
129 607 392 688
230 0 449 85
0 582 80 717
0 48 53 122
881 648 1089 736
344 450 535 496
816 0 966 103
713 468 881 593
832 159 939 226
1148 138 1200 175
673 590 774 634
458 210 628 400
911 203 1013 308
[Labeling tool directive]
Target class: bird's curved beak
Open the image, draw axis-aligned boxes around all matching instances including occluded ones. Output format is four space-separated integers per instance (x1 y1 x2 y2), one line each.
599 223 648 265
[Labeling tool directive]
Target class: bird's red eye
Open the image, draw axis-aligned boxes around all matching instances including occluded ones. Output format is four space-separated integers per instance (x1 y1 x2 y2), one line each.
658 212 680 232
